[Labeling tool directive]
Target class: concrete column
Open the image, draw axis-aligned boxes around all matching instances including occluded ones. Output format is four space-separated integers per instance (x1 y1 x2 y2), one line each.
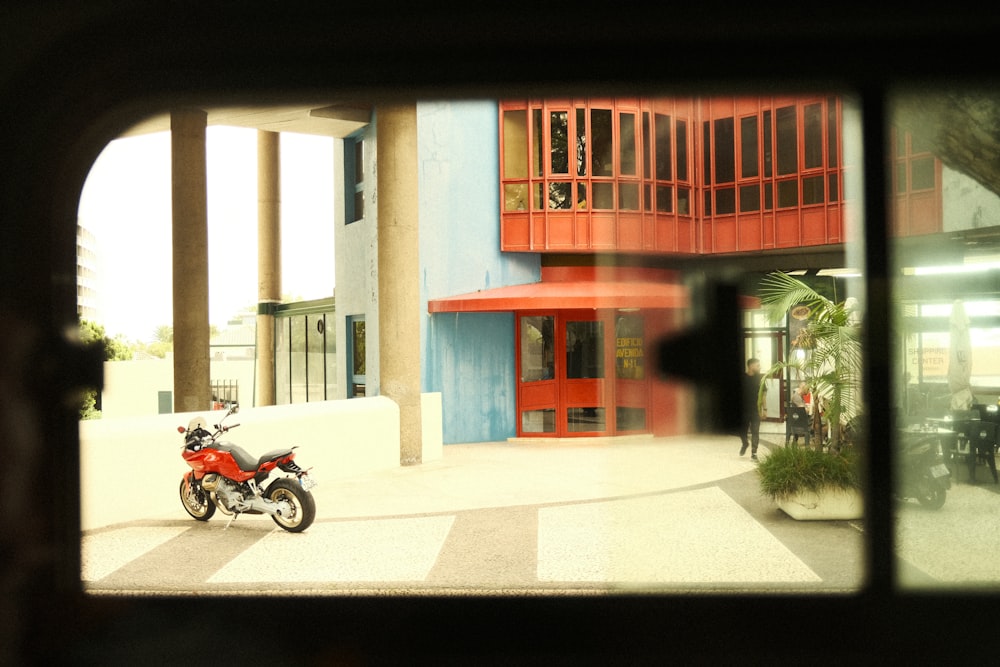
377 104 422 465
170 109 211 412
256 130 281 406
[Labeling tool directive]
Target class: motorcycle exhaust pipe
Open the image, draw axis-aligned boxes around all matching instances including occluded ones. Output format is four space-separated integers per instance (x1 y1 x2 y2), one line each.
201 473 220 491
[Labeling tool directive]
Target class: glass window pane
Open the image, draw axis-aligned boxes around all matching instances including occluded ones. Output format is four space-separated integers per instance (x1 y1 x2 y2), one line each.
655 113 672 180
275 317 290 405
533 182 544 209
616 407 646 431
656 185 673 213
804 102 823 169
591 109 613 176
307 315 325 401
567 407 606 432
532 108 543 177
522 409 555 433
714 116 735 183
620 112 636 175
911 157 935 190
550 111 568 174
776 106 797 175
741 115 759 178
676 119 688 181
802 175 824 205
763 110 773 177
828 173 839 201
520 315 554 382
592 182 614 209
618 182 639 210
576 108 587 176
716 187 735 215
702 121 712 184
504 183 528 211
778 179 798 207
577 183 588 209
615 314 644 380
764 182 773 210
503 109 528 178
566 320 604 379
642 111 651 178
548 182 572 209
739 184 760 212
677 186 691 215
827 97 838 167
290 316 306 403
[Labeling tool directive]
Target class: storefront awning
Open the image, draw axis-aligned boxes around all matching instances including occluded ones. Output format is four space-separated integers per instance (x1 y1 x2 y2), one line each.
428 266 760 313
428 279 690 313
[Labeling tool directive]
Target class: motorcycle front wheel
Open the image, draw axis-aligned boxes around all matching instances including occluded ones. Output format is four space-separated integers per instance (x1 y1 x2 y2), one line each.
179 477 216 521
266 478 316 532
916 482 947 510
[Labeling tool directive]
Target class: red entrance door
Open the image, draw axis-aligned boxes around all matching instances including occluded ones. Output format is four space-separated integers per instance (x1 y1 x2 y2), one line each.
517 311 649 437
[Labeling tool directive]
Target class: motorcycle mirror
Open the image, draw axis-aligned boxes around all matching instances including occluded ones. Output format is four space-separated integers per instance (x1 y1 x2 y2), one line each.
176 426 186 434
230 403 239 414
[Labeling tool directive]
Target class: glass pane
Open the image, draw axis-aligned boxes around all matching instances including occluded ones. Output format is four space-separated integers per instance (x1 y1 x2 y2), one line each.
533 182 544 209
275 317 290 405
290 315 306 403
576 108 587 176
827 97 838 167
642 111 651 178
677 186 690 215
577 183 588 209
704 188 712 216
656 185 673 213
615 314 644 380
354 140 364 184
353 190 364 221
306 315 325 401
702 121 712 184
352 319 366 376
763 109 773 177
716 187 735 215
503 109 528 178
548 182 572 209
804 102 823 169
592 182 614 209
532 108 543 177
741 115 759 178
566 320 604 379
676 119 688 180
828 173 839 201
802 175 824 205
550 111 568 174
778 179 798 207
739 184 760 212
325 312 337 399
776 106 797 175
616 407 646 431
520 315 554 382
618 182 639 210
911 157 935 190
567 407 606 432
644 184 651 211
655 113 672 180
714 116 735 183
764 182 773 210
591 109 613 176
620 112 636 175
504 183 528 211
522 409 555 433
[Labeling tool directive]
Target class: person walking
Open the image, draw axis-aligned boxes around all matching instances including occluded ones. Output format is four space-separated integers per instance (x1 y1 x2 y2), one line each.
739 357 765 461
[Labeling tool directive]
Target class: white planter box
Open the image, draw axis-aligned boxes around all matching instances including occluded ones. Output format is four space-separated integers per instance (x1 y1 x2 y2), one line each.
777 487 864 520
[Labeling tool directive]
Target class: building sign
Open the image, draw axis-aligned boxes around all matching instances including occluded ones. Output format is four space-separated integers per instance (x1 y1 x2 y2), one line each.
615 315 645 380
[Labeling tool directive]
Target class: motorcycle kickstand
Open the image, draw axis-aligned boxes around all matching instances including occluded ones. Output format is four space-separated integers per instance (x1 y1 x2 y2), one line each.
224 513 239 530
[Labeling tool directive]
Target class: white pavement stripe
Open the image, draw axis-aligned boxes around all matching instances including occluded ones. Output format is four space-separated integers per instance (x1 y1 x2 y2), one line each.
82 527 190 582
537 487 822 585
207 516 456 583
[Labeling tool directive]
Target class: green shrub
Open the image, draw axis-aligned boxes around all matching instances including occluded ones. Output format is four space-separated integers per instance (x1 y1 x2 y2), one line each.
757 445 860 501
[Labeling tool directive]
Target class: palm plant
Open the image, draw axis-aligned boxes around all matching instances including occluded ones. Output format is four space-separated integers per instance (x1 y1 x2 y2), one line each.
758 272 863 453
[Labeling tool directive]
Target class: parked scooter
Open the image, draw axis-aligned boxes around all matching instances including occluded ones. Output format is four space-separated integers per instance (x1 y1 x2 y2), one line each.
178 404 317 532
896 429 951 510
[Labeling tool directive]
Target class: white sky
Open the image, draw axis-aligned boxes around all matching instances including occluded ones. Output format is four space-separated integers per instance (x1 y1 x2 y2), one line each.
77 127 334 342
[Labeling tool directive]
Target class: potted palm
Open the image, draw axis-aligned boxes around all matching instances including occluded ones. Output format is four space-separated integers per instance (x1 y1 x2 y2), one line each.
754 272 864 520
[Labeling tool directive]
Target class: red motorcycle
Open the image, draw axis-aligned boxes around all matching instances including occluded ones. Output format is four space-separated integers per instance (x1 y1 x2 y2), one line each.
178 404 317 532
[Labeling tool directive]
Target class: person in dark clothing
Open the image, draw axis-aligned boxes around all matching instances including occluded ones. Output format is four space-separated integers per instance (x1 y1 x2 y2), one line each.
739 357 765 461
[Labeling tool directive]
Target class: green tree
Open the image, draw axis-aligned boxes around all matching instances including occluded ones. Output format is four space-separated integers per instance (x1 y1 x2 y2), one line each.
757 272 863 453
78 319 134 419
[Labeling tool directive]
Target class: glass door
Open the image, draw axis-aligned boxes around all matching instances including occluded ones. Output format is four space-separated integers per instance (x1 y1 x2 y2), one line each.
563 313 609 435
744 331 784 421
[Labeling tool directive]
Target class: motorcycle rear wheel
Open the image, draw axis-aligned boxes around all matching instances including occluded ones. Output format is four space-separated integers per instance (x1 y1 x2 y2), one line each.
179 477 216 521
916 484 946 510
265 478 316 532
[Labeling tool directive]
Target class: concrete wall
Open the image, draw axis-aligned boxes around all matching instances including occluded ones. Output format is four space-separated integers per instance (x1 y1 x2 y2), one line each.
417 100 540 443
80 393 443 530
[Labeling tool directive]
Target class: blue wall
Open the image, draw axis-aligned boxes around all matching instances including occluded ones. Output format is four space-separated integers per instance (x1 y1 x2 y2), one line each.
418 100 540 443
